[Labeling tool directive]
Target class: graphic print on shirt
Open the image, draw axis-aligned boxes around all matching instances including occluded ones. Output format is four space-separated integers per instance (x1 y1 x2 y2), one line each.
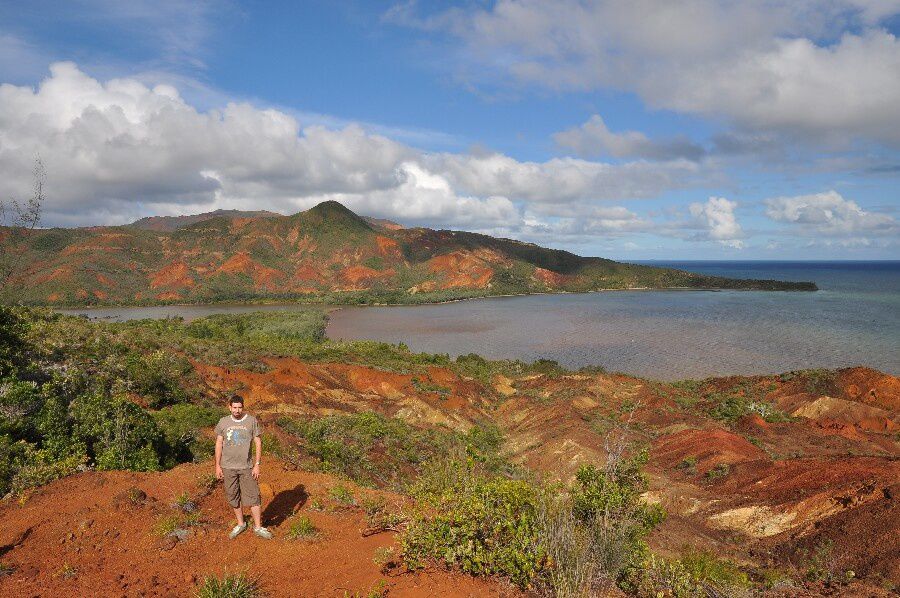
224 426 250 446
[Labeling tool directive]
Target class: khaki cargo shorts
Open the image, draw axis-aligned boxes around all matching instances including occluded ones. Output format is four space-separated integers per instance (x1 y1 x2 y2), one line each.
222 468 261 508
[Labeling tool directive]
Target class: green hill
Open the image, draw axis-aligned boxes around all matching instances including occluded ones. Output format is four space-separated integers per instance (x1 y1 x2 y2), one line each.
0 201 816 306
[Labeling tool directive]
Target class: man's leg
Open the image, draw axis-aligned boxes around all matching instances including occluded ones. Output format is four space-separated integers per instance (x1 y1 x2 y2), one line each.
223 469 246 525
238 470 270 537
233 507 246 526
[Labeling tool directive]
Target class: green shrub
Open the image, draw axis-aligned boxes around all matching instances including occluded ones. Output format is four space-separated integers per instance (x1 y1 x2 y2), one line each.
328 484 356 506
124 350 192 408
632 551 750 597
71 392 162 471
708 393 789 423
0 379 42 438
802 539 845 584
0 307 28 378
279 412 501 490
679 550 749 590
286 516 318 540
0 434 28 496
153 404 221 467
675 456 697 474
410 377 451 396
404 448 664 591
529 358 566 378
361 496 403 530
195 572 264 598
9 448 83 496
633 554 705 597
801 369 838 396
534 494 610 597
403 467 544 588
154 514 182 537
570 454 665 579
705 463 731 480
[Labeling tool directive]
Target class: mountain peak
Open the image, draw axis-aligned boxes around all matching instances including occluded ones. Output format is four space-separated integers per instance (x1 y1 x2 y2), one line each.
306 200 358 217
300 201 373 231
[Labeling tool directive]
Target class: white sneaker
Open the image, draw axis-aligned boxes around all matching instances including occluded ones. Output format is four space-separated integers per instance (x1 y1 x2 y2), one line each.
253 526 273 539
228 522 248 539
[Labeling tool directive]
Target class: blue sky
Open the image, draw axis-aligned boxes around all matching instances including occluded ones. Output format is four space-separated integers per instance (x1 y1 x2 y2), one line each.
0 0 898 259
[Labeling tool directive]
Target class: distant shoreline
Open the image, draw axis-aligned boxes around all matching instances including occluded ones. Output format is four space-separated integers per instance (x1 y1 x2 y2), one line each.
51 284 813 314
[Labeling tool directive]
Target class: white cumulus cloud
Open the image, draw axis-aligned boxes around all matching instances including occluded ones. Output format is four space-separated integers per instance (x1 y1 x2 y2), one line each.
0 62 704 230
689 197 745 248
392 0 900 145
764 190 897 235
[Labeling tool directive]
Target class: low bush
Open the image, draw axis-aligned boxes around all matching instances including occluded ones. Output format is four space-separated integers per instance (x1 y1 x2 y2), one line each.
705 463 731 480
328 484 356 507
632 554 705 597
708 393 789 423
402 463 544 588
632 551 750 597
195 572 265 598
402 449 664 593
278 411 508 490
679 549 749 591
286 516 318 540
799 369 838 396
153 404 221 467
361 496 404 530
675 456 698 474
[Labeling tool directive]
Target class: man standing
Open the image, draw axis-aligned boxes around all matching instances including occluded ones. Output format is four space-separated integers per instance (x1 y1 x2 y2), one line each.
214 395 273 539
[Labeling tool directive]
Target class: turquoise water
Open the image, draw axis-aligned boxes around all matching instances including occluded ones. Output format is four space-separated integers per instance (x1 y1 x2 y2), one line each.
62 261 899 380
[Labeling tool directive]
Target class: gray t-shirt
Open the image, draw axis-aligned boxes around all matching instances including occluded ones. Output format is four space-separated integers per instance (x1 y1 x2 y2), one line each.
215 414 261 470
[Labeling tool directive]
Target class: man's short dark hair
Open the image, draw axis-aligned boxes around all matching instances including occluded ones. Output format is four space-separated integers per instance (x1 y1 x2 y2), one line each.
228 394 244 406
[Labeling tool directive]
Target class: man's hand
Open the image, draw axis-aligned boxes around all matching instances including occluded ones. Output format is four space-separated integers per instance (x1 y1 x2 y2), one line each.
252 464 260 480
214 435 224 480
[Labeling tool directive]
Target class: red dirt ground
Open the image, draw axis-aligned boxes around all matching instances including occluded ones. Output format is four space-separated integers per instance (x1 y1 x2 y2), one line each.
150 261 195 290
532 267 569 287
427 252 495 289
0 459 519 598
217 252 283 290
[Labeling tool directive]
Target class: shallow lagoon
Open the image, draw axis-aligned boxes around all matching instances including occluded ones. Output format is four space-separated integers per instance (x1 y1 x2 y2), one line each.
62 261 899 381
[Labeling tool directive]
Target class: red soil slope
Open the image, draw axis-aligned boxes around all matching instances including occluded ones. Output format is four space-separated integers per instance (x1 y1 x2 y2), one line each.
1 364 896 594
0 460 517 598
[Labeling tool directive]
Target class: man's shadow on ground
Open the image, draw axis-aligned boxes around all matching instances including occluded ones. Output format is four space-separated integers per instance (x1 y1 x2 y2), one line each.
262 484 308 527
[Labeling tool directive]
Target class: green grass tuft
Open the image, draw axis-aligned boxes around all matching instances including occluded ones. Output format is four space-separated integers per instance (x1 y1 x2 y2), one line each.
286 515 319 540
195 572 265 598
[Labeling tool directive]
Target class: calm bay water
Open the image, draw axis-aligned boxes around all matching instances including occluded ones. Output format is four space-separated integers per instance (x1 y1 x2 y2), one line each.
62 261 899 381
327 261 900 380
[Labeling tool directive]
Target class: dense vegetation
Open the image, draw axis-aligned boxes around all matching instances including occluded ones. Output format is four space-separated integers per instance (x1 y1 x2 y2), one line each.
0 307 219 496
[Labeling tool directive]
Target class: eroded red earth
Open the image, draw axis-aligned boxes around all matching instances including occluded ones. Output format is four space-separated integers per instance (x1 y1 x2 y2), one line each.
1 363 897 596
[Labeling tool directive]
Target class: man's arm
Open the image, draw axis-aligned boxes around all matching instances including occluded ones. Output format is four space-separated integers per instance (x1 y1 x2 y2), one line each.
252 435 262 480
215 435 224 479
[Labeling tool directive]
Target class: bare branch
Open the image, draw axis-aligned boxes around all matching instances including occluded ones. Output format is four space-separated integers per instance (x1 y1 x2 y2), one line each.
0 155 45 291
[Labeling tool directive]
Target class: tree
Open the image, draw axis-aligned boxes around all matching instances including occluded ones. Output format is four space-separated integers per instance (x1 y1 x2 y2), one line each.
0 156 44 290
